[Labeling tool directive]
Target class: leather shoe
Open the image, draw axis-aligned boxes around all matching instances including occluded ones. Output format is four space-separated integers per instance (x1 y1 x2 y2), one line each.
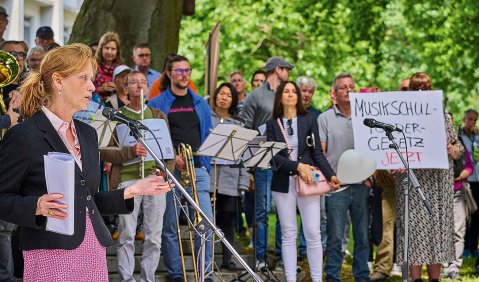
221 261 241 271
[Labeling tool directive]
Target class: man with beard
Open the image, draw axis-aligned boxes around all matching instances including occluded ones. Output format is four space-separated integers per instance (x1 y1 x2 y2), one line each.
239 56 294 270
148 55 213 281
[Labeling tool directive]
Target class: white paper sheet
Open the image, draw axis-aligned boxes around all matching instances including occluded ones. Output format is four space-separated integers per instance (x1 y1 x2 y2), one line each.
116 119 175 165
198 123 258 162
244 141 287 169
43 152 75 236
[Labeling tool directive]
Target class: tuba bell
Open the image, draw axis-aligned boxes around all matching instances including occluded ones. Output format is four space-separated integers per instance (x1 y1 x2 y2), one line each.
0 50 20 114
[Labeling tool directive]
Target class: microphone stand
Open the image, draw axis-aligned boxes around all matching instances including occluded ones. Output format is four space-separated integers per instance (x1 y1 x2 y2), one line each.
127 124 263 282
384 130 432 282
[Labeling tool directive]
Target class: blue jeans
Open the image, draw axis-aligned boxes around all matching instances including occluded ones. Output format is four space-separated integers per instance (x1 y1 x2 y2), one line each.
161 168 213 279
325 184 370 282
254 169 272 262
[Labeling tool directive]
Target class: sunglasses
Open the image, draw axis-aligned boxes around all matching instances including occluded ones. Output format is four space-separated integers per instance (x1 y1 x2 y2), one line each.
412 87 428 91
287 119 293 136
172 68 192 76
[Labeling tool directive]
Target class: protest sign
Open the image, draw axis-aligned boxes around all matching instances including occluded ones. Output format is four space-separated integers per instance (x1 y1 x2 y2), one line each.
350 91 448 169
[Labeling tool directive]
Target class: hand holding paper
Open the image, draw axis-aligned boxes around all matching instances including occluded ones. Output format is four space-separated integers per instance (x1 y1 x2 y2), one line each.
43 152 75 235
36 194 68 220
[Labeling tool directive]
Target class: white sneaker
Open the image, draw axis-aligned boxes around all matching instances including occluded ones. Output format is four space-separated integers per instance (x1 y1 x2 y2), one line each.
256 260 266 271
391 263 401 276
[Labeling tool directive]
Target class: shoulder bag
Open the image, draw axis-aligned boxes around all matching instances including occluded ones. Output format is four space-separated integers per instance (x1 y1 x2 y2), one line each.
276 118 330 196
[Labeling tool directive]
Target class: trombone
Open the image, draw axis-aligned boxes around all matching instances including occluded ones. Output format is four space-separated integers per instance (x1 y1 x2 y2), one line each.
178 143 202 282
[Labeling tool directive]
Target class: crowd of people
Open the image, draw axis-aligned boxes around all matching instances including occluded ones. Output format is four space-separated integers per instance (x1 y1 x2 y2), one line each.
0 8 479 282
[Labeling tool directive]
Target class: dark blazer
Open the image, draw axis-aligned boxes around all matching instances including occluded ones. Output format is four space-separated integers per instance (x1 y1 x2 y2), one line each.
0 110 133 250
266 113 335 193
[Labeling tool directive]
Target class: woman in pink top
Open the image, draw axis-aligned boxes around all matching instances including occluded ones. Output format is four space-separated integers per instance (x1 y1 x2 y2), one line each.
93 32 123 100
0 43 171 281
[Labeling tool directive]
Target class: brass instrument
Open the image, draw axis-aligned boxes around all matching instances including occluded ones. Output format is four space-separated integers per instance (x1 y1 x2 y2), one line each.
178 143 201 282
0 51 20 115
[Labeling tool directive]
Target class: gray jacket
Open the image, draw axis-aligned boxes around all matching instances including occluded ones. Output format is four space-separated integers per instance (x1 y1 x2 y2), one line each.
209 112 250 196
239 82 275 130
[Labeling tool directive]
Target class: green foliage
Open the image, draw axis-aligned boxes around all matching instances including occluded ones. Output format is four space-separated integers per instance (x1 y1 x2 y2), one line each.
178 0 479 119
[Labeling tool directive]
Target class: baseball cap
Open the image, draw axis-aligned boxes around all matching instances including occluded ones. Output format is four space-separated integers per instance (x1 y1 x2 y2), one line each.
36 26 54 38
113 65 132 79
265 57 294 72
0 6 8 17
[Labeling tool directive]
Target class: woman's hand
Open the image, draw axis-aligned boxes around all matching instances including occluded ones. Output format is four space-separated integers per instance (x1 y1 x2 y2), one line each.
329 176 341 190
124 176 173 199
297 163 313 184
36 194 68 220
100 82 116 93
391 168 407 175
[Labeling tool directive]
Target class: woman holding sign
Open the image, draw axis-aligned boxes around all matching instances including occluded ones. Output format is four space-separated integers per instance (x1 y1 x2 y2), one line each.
266 81 340 282
0 44 172 281
394 72 462 282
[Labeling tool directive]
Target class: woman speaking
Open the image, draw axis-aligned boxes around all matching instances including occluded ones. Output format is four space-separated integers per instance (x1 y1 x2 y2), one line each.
0 44 171 281
267 81 340 282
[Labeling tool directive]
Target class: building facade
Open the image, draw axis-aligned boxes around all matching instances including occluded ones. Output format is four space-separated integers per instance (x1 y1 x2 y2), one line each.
1 0 83 48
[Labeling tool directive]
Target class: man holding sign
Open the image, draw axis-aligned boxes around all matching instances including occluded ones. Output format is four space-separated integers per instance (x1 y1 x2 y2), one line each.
318 73 371 282
100 71 174 282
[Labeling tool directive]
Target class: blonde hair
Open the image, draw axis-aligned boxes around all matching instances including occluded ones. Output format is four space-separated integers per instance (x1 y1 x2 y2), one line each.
20 43 98 118
96 31 122 64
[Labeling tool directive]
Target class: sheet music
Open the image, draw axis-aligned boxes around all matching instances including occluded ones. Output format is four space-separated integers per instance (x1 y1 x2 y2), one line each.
244 141 287 169
116 119 175 165
241 136 267 161
197 123 258 161
73 100 102 124
89 110 118 148
43 152 75 236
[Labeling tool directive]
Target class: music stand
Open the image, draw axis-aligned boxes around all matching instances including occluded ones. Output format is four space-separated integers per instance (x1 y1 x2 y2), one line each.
197 123 259 161
196 123 259 279
89 109 119 149
232 140 288 282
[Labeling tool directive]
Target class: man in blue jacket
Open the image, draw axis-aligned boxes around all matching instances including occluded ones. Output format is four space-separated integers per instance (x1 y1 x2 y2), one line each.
148 55 213 281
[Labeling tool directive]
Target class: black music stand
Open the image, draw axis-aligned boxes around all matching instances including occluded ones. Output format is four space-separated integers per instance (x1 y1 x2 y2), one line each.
196 124 259 280
126 123 262 282
231 140 288 282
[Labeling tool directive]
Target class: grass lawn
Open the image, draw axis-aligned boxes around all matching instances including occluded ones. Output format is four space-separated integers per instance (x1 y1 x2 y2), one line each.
256 214 479 281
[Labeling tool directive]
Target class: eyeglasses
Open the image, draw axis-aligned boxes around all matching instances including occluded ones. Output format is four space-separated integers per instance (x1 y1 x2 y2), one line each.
287 119 293 136
137 53 150 58
129 80 148 86
9 51 27 60
172 68 192 76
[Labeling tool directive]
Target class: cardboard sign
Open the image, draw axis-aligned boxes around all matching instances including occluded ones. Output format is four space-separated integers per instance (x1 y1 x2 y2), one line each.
350 91 448 169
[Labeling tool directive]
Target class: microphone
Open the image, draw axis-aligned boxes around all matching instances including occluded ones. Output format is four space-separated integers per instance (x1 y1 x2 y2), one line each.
363 118 403 132
102 107 148 130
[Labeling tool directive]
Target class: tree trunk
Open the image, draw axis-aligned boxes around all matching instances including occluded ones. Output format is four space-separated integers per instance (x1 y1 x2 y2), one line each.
69 0 184 70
